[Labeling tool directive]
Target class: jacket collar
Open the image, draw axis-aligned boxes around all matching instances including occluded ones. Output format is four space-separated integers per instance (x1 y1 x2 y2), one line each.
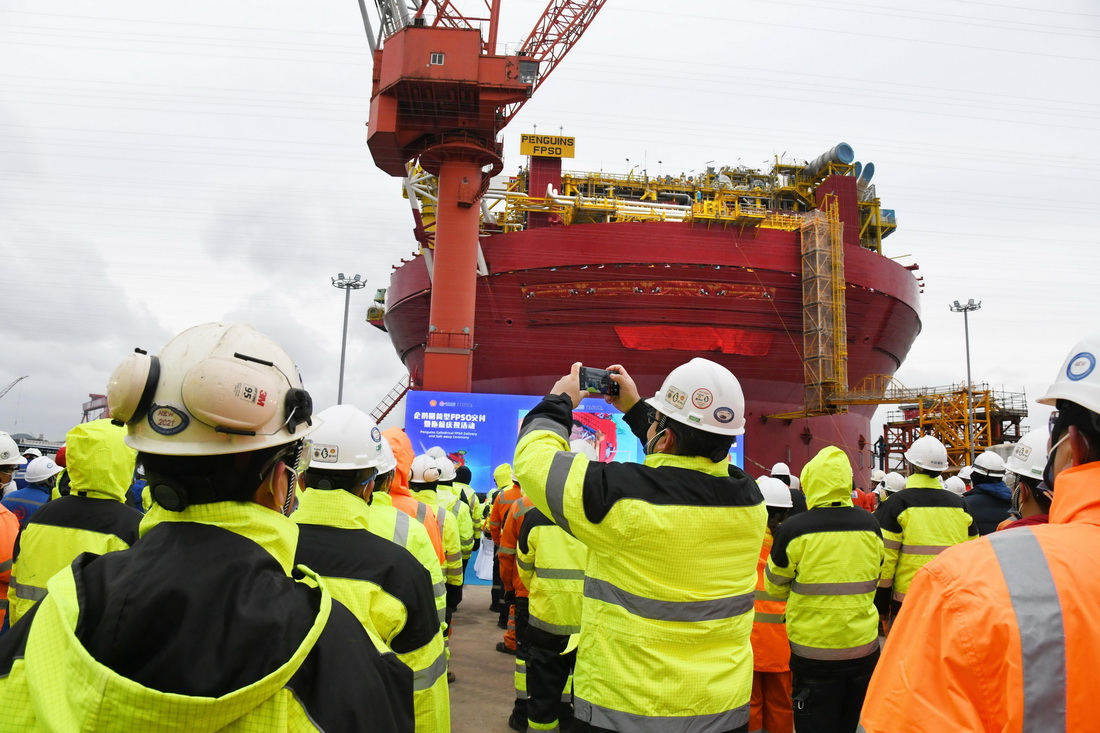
643 452 730 476
293 488 371 532
1050 461 1100 526
139 501 298 575
905 473 942 490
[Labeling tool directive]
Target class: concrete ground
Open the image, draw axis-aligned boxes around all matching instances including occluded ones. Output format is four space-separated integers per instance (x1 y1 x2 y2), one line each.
449 584 520 733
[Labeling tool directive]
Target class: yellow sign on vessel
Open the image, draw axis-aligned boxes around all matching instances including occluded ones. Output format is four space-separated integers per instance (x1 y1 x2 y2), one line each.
520 134 575 158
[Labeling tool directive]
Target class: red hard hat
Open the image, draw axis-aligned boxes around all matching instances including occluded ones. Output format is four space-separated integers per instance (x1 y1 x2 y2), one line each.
54 445 67 468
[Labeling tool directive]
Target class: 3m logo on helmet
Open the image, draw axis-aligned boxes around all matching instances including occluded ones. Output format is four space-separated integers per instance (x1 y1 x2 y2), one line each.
665 386 687 410
1066 352 1096 382
148 406 189 436
312 443 339 463
234 383 268 407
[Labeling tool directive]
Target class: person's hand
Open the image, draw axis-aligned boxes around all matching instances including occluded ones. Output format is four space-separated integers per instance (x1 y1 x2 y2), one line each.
605 364 641 414
550 362 586 409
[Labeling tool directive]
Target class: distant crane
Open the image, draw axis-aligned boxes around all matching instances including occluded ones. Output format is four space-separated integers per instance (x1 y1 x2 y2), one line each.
359 0 607 392
0 376 28 401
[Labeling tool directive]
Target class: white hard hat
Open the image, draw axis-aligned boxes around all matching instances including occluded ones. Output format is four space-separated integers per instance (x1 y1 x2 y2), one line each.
972 451 1006 478
905 435 949 472
435 455 457 482
646 358 746 436
944 476 967 496
884 472 907 493
308 405 387 471
1005 428 1049 482
758 476 793 508
22 447 42 459
107 323 316 457
0 432 27 467
410 453 442 483
1038 333 1100 414
958 466 974 482
425 446 447 459
870 468 886 484
377 439 397 474
770 462 791 477
25 456 63 484
789 473 801 491
569 439 599 461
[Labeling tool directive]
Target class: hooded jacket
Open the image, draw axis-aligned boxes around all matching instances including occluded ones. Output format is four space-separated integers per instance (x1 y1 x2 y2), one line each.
0 501 413 731
861 461 1100 732
765 447 884 661
963 476 1013 535
9 420 142 624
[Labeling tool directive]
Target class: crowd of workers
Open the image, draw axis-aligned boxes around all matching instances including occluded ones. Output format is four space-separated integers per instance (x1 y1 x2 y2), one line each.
0 322 1096 732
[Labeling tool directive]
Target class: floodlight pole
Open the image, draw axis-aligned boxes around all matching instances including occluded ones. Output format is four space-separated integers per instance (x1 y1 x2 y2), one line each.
332 273 367 404
949 299 982 464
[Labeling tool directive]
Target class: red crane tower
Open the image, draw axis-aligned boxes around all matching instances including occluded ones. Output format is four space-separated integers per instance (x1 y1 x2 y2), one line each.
360 0 607 392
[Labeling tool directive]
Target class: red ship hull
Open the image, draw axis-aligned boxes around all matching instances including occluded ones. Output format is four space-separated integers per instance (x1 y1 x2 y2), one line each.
382 219 921 483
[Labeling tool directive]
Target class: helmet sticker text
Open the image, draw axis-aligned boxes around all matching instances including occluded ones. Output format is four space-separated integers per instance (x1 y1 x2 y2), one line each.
148 405 189 436
234 382 268 406
691 388 714 409
312 443 339 463
665 386 687 410
713 406 735 423
371 427 382 443
1066 352 1095 382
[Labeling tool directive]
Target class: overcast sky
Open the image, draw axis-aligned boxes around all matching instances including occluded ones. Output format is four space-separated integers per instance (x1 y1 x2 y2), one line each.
2 0 1097 443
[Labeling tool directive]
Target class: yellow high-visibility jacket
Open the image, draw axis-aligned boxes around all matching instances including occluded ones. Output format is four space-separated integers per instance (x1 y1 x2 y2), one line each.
515 394 766 733
0 501 413 731
294 488 450 733
437 482 474 560
9 419 141 624
411 486 464 587
764 446 884 661
368 494 448 628
517 506 587 636
874 472 976 601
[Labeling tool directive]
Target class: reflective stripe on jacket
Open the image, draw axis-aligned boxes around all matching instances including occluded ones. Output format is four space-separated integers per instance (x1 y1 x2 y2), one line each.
874 473 976 601
515 394 766 732
751 530 789 673
517 506 587 635
368 497 448 627
490 486 522 546
765 447 884 661
860 460 1100 733
294 489 450 733
378 490 446 565
437 483 474 560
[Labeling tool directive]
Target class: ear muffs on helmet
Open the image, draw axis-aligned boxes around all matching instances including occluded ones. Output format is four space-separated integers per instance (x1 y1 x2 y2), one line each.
285 388 313 435
108 349 161 426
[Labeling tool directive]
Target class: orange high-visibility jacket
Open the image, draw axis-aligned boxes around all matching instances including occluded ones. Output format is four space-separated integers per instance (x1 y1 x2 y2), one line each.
490 485 523 546
860 460 1100 732
751 530 789 673
498 495 533 599
0 505 17 627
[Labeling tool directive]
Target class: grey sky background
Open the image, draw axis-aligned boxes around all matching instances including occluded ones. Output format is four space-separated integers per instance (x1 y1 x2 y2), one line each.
2 0 1098 444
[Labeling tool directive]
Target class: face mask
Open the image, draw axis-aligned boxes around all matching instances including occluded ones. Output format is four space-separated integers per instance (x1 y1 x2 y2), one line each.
1042 432 1070 489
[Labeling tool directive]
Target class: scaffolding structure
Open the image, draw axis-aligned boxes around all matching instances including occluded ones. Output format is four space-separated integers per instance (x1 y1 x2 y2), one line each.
881 383 1028 470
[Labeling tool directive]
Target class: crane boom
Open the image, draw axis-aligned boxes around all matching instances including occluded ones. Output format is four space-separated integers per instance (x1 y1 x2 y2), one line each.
0 376 28 401
361 0 607 392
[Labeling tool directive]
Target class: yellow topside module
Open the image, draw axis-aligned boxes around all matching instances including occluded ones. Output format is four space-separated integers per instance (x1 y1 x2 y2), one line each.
520 133 574 158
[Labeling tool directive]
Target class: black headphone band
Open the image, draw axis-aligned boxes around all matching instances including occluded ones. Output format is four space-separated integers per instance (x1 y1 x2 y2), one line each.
130 352 161 425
